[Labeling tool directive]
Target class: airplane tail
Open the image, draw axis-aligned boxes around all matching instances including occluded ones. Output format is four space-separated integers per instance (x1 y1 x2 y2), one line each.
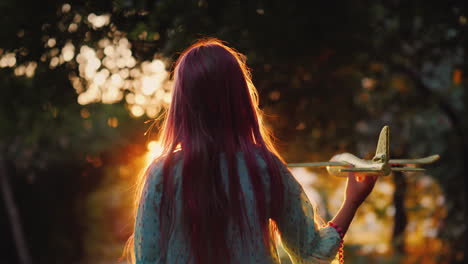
373 125 390 162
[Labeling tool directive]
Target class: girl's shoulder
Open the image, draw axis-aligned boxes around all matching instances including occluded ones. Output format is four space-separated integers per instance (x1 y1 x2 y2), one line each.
145 151 184 181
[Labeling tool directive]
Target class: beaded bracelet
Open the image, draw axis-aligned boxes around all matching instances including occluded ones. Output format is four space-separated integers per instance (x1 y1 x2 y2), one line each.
323 221 345 263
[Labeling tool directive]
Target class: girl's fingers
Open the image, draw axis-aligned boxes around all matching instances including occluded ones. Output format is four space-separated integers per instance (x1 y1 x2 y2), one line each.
348 172 368 182
354 173 378 183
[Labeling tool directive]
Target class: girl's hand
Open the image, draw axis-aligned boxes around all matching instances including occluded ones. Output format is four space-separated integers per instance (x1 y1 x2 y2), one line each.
344 172 377 208
330 153 378 208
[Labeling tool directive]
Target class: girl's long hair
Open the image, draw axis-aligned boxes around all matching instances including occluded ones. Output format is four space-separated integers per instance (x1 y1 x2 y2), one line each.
124 38 285 264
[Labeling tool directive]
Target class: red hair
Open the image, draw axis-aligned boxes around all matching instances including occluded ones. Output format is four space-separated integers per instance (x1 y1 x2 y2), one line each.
126 38 285 264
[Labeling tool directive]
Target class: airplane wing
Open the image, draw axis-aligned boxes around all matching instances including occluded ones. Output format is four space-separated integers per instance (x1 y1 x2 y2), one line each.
391 167 426 172
389 155 440 165
287 161 347 167
341 167 426 173
340 168 382 172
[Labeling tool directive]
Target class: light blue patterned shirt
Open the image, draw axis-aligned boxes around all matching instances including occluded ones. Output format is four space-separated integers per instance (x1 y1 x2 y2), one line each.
134 152 341 263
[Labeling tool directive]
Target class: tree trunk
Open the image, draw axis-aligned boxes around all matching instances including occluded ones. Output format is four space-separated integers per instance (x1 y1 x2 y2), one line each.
0 153 32 264
392 171 407 254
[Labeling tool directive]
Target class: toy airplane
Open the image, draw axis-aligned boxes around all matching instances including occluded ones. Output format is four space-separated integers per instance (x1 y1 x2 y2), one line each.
287 125 440 177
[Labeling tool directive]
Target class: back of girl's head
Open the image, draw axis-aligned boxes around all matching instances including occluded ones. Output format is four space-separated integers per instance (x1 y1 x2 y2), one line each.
162 38 264 152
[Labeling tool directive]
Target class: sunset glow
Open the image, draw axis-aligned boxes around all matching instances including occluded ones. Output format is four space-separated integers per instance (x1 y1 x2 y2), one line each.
145 140 164 167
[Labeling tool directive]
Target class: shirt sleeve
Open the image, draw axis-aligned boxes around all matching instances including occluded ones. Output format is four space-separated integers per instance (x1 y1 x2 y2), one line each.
274 161 342 264
134 161 164 264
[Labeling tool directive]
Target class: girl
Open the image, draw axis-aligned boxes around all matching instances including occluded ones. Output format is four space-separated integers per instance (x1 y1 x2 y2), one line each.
125 38 377 264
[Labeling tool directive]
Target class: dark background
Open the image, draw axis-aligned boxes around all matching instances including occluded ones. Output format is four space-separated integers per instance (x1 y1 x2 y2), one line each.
0 0 466 263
